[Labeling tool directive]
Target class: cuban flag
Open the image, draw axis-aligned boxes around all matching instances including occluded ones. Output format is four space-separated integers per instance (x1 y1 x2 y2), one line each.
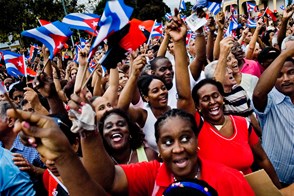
180 0 187 11
264 7 277 22
62 13 100 34
207 1 221 16
151 21 163 37
73 38 89 64
225 15 239 37
246 2 256 12
2 51 36 78
38 19 51 26
165 13 172 21
89 0 133 58
21 21 73 59
186 30 194 45
181 14 187 21
247 18 257 28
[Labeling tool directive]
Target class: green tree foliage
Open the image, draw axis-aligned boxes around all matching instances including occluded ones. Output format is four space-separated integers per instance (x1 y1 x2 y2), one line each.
179 2 193 16
94 0 171 22
0 0 84 44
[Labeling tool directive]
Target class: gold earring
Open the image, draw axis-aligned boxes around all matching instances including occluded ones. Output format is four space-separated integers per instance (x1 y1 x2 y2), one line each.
158 153 161 159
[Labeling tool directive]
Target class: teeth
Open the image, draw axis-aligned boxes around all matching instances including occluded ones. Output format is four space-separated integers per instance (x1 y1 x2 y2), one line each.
174 159 188 168
111 133 122 139
210 107 219 115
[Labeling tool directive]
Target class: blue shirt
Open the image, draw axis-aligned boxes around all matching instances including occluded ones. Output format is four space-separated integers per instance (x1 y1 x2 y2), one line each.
0 146 36 195
253 87 294 184
0 135 45 168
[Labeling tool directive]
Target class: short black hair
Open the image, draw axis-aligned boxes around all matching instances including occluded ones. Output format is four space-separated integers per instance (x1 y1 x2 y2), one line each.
192 79 224 106
150 56 170 71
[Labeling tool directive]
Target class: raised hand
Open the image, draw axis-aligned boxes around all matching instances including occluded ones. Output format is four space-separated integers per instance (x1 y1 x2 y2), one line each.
166 8 187 43
216 11 225 30
283 5 294 19
130 53 146 77
8 109 72 161
220 37 235 56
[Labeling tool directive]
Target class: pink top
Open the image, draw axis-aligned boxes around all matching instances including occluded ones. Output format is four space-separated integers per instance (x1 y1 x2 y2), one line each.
241 58 262 78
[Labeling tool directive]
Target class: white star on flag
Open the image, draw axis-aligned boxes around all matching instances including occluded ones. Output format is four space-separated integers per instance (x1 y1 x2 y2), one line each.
57 42 63 49
17 61 23 67
91 21 98 27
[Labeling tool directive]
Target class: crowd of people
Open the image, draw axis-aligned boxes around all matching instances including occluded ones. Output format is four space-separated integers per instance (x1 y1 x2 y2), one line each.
1 4 294 196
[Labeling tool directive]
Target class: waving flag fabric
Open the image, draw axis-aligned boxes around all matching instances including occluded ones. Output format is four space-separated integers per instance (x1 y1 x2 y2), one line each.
21 21 73 59
2 51 36 78
247 19 257 28
165 13 172 21
73 38 89 64
151 21 163 37
90 0 133 56
62 13 100 34
100 18 151 69
207 1 221 16
225 15 238 37
180 0 187 11
264 7 277 22
246 2 256 12
38 19 51 26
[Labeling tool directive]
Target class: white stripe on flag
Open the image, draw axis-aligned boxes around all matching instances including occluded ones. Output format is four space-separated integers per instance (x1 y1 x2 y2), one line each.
69 13 94 20
44 23 68 37
108 1 129 29
62 18 90 28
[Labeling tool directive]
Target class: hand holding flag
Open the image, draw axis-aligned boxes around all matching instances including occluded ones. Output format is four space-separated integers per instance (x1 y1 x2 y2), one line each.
90 0 133 56
2 51 36 78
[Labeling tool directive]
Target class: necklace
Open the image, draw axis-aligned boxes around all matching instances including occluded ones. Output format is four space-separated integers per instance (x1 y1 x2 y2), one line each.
213 116 227 131
111 150 133 165
173 165 201 182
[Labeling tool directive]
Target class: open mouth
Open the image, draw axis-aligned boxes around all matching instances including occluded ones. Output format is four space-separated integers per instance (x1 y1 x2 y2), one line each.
209 106 220 116
173 158 189 168
111 133 123 142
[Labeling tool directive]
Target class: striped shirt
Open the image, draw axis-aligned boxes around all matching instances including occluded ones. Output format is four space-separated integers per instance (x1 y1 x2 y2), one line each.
223 85 253 117
253 88 294 184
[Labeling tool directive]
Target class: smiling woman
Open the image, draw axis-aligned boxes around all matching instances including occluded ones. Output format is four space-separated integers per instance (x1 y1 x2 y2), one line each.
98 108 157 164
103 109 254 196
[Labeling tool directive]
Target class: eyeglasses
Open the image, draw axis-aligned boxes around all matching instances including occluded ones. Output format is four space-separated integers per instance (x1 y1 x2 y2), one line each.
24 108 34 112
13 95 23 101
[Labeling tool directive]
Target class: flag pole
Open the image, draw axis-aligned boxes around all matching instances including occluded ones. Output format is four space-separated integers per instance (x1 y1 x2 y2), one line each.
146 20 157 46
22 54 28 86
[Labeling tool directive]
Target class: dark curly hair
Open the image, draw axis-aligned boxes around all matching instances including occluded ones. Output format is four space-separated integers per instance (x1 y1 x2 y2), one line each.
98 108 145 151
192 78 224 107
154 109 199 143
231 41 245 66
